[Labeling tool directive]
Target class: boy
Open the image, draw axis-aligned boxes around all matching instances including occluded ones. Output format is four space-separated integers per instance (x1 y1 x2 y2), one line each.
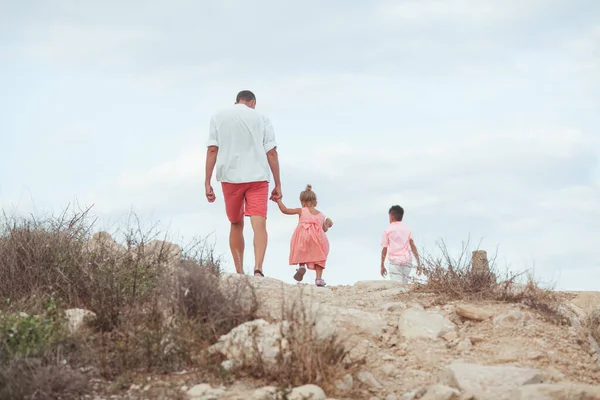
380 205 422 283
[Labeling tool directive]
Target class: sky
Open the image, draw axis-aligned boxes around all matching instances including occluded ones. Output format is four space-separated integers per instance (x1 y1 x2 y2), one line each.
1 0 599 290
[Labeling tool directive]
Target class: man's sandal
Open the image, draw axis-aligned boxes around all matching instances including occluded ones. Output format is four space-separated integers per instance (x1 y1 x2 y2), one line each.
254 269 264 277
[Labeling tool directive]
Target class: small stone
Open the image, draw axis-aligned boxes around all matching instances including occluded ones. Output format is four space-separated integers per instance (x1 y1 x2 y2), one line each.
252 386 278 400
356 371 383 389
288 384 326 400
335 374 353 392
442 331 458 342
456 305 492 321
421 384 460 400
456 339 472 352
385 395 398 400
399 309 456 340
470 335 485 344
221 360 234 371
187 384 212 397
380 363 397 376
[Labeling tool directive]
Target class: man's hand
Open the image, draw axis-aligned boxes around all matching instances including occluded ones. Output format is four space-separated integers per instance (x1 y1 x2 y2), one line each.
205 183 216 203
270 185 282 202
380 265 387 278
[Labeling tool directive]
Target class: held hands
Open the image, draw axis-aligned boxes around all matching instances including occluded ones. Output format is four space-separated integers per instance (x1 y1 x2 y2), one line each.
325 218 333 228
270 185 282 202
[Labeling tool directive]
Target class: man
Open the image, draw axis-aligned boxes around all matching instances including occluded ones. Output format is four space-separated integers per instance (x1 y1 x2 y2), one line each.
204 90 282 277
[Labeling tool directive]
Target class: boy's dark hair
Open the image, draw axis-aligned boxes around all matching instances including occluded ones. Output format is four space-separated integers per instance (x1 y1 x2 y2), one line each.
389 205 404 221
236 90 256 102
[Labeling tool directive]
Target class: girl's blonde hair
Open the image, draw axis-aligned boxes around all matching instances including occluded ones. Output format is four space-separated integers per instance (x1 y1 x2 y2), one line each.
299 184 317 205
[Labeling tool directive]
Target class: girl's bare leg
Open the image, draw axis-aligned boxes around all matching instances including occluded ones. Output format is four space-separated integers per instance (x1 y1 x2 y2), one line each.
315 265 323 279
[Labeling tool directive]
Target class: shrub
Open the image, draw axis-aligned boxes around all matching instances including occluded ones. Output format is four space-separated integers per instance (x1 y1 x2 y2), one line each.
584 308 600 348
0 206 261 396
415 239 569 325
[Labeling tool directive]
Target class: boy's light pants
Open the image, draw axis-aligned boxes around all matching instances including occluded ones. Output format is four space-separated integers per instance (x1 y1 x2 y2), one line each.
388 262 412 283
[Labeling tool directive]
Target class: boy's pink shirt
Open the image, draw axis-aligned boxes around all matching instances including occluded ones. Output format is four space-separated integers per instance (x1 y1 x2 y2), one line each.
381 221 413 265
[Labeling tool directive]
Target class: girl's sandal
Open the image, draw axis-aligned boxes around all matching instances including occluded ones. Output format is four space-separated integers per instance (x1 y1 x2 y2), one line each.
254 269 264 277
315 278 326 287
293 267 307 282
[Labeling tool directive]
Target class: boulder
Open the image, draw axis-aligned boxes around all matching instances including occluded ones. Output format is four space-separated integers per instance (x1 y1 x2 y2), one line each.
511 382 600 399
399 308 456 339
455 305 493 321
288 384 326 400
438 362 545 400
64 308 96 334
420 384 460 400
208 319 289 371
252 386 278 400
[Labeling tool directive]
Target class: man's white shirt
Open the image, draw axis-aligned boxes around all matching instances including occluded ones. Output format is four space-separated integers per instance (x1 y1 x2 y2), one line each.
207 104 277 184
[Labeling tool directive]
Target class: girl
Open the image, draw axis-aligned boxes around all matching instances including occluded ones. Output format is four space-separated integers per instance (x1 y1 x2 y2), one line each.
276 184 333 287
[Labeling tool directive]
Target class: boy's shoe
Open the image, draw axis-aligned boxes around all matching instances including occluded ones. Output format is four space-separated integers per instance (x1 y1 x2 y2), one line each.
293 267 306 282
315 278 326 287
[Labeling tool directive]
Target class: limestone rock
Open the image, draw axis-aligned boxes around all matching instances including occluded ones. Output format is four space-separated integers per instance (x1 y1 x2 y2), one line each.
569 292 600 315
335 374 354 392
456 339 472 352
455 305 493 321
438 362 545 400
493 310 533 328
252 386 278 400
208 319 288 371
357 371 383 389
64 308 96 334
420 384 460 400
399 308 456 339
442 331 458 342
187 384 225 399
511 382 600 399
288 384 326 400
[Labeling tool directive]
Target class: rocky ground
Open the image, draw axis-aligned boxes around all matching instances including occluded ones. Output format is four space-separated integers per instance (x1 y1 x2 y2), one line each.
90 276 600 400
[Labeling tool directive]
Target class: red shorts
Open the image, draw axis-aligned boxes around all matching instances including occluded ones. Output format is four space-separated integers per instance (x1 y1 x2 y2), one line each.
221 181 269 223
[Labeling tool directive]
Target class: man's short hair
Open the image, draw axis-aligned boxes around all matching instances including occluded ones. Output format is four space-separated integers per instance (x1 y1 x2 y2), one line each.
389 205 404 221
236 90 256 102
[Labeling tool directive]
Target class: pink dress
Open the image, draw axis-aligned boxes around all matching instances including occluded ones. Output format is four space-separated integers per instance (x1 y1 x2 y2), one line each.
289 208 330 269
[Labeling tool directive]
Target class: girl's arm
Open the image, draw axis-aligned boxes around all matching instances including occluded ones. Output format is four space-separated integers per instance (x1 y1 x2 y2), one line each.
322 217 333 232
276 199 301 215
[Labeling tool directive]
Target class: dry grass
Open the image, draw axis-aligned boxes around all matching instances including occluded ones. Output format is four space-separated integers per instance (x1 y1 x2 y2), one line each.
584 308 600 348
0 206 260 398
415 239 570 325
231 290 364 398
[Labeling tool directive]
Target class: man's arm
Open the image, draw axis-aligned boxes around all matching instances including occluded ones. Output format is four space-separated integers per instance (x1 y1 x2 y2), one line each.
263 116 282 200
267 148 281 187
205 146 218 185
205 117 219 202
205 146 218 202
